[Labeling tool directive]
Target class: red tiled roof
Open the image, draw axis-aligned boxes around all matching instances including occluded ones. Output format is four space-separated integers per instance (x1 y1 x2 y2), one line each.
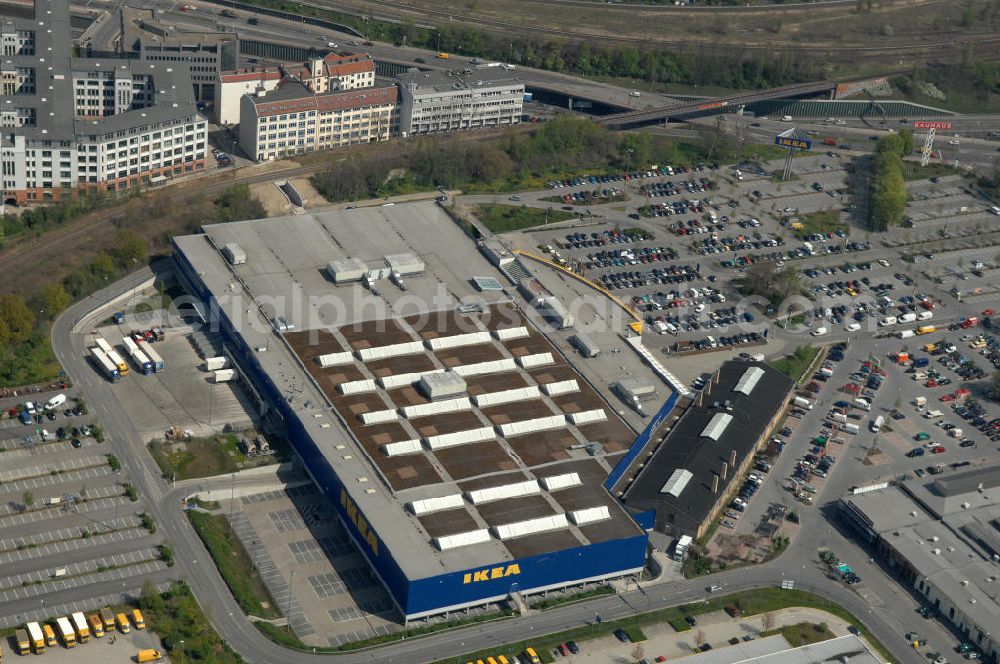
220 68 282 84
252 85 398 118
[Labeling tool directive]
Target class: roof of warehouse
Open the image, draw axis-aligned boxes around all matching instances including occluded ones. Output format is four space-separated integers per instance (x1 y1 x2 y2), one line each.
620 361 793 535
173 204 642 576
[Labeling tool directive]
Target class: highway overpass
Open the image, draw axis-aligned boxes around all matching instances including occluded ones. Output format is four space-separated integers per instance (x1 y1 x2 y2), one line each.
598 81 839 128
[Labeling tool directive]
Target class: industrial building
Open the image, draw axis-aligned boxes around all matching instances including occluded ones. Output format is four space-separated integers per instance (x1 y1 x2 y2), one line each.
396 67 524 136
616 361 794 540
171 203 649 624
0 0 207 204
840 469 1000 662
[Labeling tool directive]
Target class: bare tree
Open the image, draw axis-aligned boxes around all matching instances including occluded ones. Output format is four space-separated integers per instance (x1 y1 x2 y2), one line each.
631 644 645 660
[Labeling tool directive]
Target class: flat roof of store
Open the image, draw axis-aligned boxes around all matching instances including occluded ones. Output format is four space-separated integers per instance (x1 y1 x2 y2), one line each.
620 360 794 534
173 203 642 577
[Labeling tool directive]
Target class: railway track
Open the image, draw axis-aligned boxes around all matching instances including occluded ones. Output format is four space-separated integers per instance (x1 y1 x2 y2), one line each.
300 0 1000 57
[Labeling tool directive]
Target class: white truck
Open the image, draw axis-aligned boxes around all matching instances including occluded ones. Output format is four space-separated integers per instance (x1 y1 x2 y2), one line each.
853 397 871 411
793 396 814 410
673 535 693 561
870 415 885 433
843 423 860 435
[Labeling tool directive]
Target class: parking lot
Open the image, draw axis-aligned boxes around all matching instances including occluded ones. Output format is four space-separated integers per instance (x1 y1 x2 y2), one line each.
223 484 404 647
0 391 172 632
2 629 167 664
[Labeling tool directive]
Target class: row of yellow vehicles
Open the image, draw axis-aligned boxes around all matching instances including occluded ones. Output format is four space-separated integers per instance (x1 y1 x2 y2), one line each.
10 608 152 658
467 646 541 664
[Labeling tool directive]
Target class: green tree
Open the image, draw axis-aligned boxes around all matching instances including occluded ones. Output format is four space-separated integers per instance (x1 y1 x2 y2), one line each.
899 128 914 156
0 294 35 344
111 229 147 269
22 490 34 509
37 283 70 317
90 252 116 279
139 579 166 614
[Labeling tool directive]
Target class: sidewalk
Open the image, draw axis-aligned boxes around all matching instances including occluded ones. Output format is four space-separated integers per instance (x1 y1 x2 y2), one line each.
551 606 856 662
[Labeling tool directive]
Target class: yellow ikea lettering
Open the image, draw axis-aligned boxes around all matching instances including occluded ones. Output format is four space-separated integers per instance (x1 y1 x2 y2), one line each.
340 488 379 557
462 564 521 584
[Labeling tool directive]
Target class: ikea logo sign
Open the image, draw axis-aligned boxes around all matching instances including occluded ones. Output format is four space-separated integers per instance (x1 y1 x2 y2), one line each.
340 488 379 557
463 564 521 585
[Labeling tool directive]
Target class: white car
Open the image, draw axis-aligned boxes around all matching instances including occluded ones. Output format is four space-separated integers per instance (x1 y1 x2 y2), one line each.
695 303 706 313
811 327 828 336
44 393 66 411
877 259 890 267
845 322 861 332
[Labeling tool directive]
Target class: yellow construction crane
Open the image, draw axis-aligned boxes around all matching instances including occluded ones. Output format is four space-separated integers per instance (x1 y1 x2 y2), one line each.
513 249 644 335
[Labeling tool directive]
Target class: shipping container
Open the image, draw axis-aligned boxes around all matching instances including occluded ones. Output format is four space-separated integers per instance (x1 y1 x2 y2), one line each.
89 347 120 382
140 341 165 372
106 349 129 376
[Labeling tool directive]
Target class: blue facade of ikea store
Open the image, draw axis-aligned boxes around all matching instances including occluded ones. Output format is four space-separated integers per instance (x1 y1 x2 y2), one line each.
173 247 649 620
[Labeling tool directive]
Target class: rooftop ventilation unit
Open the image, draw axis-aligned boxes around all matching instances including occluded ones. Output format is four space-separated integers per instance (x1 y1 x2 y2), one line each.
700 412 733 441
466 480 540 505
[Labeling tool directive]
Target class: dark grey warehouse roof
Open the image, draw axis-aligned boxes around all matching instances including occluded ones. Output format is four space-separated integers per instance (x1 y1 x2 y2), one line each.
620 361 794 536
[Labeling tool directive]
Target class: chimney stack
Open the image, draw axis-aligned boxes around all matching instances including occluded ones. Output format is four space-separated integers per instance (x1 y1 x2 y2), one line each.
711 474 719 495
730 449 737 466
721 462 728 481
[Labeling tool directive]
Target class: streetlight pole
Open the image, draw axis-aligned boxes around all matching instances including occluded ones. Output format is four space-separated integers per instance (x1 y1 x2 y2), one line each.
178 639 185 664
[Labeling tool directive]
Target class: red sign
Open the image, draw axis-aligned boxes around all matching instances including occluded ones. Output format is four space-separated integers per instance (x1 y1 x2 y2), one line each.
913 121 953 130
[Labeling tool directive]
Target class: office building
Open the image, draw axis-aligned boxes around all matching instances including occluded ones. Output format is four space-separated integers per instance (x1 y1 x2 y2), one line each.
396 67 523 136
0 0 207 204
238 80 397 162
123 6 239 103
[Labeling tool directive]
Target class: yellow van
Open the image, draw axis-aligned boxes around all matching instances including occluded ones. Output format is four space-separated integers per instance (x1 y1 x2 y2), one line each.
116 613 131 633
42 624 57 648
525 648 541 664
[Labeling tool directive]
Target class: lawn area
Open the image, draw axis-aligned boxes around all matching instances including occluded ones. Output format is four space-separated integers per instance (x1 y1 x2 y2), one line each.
187 510 280 619
137 581 244 663
770 345 822 384
474 204 575 233
763 621 836 647
790 209 848 240
148 434 243 480
0 335 61 388
903 161 965 182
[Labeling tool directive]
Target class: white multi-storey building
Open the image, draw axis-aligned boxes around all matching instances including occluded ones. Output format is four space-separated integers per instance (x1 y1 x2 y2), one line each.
0 0 207 205
397 67 523 136
238 80 397 162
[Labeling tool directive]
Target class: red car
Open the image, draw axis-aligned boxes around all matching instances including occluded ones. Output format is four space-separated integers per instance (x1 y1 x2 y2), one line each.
557 644 569 656
931 446 946 454
940 394 956 402
925 379 938 388
983 309 995 316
